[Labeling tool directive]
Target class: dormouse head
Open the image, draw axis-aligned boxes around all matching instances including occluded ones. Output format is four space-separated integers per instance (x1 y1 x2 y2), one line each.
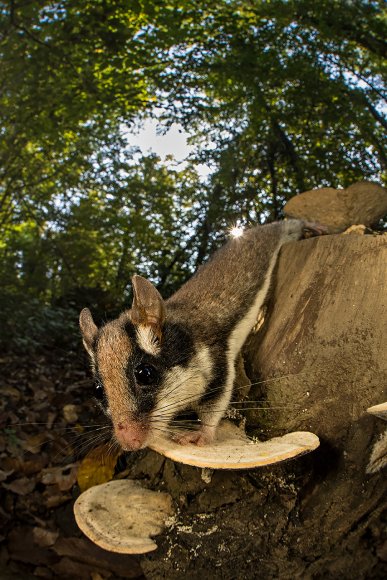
79 275 207 451
79 275 166 451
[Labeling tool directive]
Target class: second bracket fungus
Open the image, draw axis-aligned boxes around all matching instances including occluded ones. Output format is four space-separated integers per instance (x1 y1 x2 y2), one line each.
74 480 174 554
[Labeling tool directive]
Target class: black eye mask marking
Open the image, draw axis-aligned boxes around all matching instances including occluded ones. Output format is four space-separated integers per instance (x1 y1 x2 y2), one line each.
123 320 195 369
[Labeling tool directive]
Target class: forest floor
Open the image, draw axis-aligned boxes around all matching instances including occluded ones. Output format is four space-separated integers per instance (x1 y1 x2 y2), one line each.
1 346 386 580
0 350 145 579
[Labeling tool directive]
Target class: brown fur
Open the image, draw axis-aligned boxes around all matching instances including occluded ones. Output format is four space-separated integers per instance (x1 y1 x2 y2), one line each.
167 223 293 340
96 321 134 425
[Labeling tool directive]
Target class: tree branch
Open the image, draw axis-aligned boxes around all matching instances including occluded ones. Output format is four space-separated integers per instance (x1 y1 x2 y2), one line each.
266 152 280 220
363 96 387 131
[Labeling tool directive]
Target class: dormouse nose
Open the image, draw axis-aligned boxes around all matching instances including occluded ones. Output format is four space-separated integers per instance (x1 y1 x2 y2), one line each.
114 420 148 451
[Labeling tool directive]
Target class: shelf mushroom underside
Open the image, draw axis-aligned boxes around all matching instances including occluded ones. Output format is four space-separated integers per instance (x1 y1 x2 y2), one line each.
367 401 387 421
149 420 320 469
74 480 174 555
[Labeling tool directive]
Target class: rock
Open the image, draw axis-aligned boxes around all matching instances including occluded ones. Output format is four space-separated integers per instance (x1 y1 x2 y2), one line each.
284 181 387 232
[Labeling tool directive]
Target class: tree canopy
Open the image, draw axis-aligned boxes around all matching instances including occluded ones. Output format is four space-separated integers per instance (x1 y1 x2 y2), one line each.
0 0 385 349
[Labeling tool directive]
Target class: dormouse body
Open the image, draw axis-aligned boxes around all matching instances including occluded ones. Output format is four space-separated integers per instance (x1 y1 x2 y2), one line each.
80 219 318 451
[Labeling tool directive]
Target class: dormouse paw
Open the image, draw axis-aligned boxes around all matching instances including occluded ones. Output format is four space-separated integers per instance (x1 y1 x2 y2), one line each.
173 429 215 447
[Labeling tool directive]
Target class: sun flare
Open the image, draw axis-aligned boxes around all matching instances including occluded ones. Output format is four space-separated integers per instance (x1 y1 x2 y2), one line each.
229 225 244 238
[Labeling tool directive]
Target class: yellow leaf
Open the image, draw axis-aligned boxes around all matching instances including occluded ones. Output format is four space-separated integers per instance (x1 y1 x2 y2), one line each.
77 444 122 493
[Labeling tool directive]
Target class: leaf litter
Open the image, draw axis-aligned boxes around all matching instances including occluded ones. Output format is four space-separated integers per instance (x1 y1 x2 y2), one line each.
0 352 145 579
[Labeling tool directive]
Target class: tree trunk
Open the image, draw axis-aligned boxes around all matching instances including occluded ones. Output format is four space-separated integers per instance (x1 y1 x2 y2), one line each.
132 233 387 579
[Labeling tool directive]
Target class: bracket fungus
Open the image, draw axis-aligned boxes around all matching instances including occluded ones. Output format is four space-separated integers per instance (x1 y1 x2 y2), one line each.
366 402 387 474
74 424 320 554
367 402 387 421
74 480 174 554
149 420 320 469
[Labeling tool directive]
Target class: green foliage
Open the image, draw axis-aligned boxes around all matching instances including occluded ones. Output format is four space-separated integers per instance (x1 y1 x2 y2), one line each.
0 152 204 349
154 0 386 226
0 0 385 351
0 292 79 352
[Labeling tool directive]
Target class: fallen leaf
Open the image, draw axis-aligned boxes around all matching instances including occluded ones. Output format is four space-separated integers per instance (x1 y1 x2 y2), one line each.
63 404 79 423
31 386 50 402
20 432 49 453
2 386 21 400
7 526 57 566
53 537 143 578
48 435 74 462
377 539 387 562
46 412 57 429
0 504 11 529
3 428 23 456
1 456 22 472
3 476 36 495
19 453 49 476
32 526 60 548
77 444 121 493
29 376 55 394
34 565 54 578
0 469 14 482
44 490 72 509
50 556 111 580
41 464 78 491
92 573 108 580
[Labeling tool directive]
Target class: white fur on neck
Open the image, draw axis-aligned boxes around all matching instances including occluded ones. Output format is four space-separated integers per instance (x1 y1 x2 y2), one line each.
136 325 160 356
148 345 213 440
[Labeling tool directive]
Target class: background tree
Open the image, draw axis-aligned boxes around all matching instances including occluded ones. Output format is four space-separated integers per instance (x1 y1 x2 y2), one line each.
0 0 385 350
155 0 386 234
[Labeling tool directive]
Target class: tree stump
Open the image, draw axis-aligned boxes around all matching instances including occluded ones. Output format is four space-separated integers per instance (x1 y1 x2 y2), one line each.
133 233 387 579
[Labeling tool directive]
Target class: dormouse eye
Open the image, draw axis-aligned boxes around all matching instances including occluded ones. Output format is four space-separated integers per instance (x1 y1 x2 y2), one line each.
134 364 158 386
95 380 104 400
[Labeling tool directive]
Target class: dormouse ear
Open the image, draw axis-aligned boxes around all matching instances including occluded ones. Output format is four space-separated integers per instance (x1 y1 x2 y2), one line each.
79 308 98 354
131 275 165 340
